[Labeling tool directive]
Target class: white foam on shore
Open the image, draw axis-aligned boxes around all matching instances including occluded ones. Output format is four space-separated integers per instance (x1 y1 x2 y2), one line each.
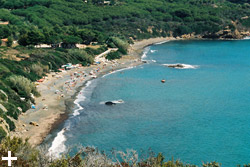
154 40 170 45
163 63 199 69
48 128 67 158
243 36 250 40
150 50 157 53
141 47 150 60
102 66 135 78
73 81 92 116
48 80 94 158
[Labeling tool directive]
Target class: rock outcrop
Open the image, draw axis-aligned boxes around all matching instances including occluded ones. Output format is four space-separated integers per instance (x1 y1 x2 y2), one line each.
105 101 116 106
202 29 250 39
167 64 185 68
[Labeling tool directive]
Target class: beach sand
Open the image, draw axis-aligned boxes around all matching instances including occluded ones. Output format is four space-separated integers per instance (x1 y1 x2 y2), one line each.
11 37 175 146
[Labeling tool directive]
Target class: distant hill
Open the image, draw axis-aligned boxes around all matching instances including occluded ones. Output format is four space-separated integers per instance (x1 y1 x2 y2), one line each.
0 0 249 45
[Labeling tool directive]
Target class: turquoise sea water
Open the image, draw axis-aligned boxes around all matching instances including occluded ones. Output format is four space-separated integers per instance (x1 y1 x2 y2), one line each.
48 40 250 166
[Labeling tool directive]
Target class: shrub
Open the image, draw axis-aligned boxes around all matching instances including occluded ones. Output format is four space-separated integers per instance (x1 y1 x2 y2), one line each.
0 137 39 166
85 46 107 56
6 36 13 47
0 113 15 131
27 45 35 49
0 136 238 166
0 90 8 101
106 51 121 60
55 47 67 52
0 127 6 141
242 18 250 28
4 102 20 120
6 75 39 98
68 49 94 65
30 64 44 76
107 37 129 54
30 63 49 77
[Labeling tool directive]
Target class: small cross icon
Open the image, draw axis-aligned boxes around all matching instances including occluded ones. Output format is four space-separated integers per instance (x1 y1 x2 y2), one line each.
2 151 17 166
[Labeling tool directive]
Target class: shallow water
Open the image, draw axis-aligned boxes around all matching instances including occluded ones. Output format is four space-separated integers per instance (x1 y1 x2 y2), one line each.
47 40 250 166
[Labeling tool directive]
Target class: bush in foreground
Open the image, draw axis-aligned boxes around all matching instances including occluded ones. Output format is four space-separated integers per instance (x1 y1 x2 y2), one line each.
2 136 249 167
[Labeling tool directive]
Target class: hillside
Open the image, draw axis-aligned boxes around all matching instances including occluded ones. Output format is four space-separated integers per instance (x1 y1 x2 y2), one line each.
0 0 250 44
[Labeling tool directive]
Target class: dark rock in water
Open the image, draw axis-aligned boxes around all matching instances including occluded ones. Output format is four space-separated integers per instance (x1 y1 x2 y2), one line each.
167 64 185 68
105 101 116 105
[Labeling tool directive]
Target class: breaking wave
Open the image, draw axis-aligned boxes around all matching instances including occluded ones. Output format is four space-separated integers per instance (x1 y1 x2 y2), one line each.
154 40 170 45
48 128 67 158
243 36 250 40
48 80 94 158
141 47 150 60
73 81 92 116
102 66 135 78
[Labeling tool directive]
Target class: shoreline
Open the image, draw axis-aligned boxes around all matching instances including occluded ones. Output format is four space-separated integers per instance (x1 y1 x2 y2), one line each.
10 36 176 146
11 36 250 146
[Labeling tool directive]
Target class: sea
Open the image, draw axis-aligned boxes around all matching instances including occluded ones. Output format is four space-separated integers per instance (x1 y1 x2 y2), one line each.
45 39 250 166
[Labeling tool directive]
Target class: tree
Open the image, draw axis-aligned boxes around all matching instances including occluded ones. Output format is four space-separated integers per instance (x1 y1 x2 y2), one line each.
6 36 13 47
77 29 97 45
61 35 81 49
92 0 104 5
62 35 81 44
42 27 61 46
47 35 61 47
174 25 192 36
18 34 28 46
27 30 45 45
174 9 191 18
110 0 116 5
18 30 45 46
0 26 11 39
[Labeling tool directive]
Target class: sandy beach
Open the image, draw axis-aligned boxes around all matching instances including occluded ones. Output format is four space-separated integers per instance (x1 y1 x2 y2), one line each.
10 37 176 146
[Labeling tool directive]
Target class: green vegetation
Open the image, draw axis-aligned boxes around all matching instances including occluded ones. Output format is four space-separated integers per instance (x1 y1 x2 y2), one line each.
106 36 129 59
107 37 129 54
0 137 229 166
242 18 250 27
0 136 250 166
30 63 49 76
68 49 94 66
106 51 122 60
0 0 249 46
85 46 107 56
7 75 39 97
6 36 13 47
0 127 6 141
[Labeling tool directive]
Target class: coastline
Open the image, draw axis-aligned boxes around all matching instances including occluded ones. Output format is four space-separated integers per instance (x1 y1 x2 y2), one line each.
10 36 176 146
